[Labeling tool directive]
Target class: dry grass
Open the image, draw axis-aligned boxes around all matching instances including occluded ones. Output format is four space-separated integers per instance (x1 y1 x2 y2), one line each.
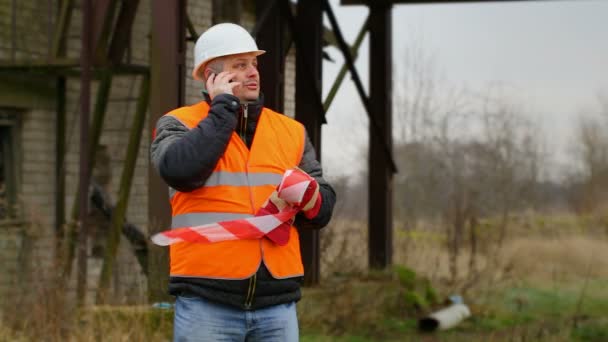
500 236 608 282
393 233 608 289
0 302 172 342
321 214 608 290
319 218 369 278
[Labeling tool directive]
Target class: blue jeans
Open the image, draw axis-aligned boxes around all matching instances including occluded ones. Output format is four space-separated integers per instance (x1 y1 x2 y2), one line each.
173 296 299 342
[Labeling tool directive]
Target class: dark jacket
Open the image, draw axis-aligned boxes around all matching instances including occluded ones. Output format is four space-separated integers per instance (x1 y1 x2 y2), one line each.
150 92 336 310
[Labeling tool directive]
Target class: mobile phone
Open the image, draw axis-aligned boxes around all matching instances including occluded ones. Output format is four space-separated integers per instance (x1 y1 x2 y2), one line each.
209 71 233 83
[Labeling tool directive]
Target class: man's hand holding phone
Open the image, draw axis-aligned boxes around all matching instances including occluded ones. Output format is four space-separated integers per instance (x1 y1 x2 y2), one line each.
206 71 240 100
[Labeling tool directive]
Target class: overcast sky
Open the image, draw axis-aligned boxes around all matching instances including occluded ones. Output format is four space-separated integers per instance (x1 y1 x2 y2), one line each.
320 0 608 181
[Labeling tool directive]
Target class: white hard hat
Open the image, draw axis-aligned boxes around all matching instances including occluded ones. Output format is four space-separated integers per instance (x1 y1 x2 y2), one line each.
192 23 265 80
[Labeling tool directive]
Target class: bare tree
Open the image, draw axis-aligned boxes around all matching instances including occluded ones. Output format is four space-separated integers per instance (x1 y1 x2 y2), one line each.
382 32 549 287
395 72 544 283
570 93 608 212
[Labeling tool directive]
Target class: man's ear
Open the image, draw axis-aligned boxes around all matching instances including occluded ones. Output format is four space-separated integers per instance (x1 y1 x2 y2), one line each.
203 68 214 81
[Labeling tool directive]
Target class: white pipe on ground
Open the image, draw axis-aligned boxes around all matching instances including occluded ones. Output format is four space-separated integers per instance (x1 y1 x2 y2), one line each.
418 303 471 331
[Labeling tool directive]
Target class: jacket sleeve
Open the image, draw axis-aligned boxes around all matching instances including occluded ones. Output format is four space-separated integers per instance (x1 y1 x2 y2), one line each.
150 94 240 192
295 132 336 229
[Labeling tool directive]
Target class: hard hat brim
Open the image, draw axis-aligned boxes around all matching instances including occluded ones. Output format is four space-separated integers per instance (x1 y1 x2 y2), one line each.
192 50 266 81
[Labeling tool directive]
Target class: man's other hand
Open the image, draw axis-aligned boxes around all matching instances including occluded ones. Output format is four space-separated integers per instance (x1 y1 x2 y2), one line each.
301 177 322 219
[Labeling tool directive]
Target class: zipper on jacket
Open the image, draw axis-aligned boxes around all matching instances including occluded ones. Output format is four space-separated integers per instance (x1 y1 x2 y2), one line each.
244 107 256 212
244 273 257 309
242 103 258 310
240 103 248 144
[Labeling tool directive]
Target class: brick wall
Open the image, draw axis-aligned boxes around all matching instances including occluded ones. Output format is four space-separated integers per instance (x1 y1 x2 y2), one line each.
0 0 53 60
284 50 296 118
0 0 156 305
185 1 213 104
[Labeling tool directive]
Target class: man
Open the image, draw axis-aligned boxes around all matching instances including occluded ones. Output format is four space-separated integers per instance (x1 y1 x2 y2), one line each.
151 23 336 341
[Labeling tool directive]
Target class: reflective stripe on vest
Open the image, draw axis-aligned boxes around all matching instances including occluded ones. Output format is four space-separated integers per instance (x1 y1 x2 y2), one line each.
165 100 306 280
171 212 254 228
205 171 283 187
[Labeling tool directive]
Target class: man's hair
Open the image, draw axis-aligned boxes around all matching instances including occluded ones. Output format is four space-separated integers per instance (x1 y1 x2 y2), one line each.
202 58 225 82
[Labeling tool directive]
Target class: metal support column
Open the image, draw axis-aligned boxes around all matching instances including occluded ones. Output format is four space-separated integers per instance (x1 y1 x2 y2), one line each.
54 0 72 270
295 0 323 285
91 0 119 63
149 0 186 303
255 0 285 112
55 77 66 262
368 1 393 269
76 0 92 307
54 0 69 262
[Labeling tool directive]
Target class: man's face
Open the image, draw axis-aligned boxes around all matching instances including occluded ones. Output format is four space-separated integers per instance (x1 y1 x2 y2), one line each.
220 52 260 102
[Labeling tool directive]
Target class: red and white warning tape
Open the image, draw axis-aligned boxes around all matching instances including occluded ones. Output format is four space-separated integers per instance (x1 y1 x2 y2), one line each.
151 168 314 246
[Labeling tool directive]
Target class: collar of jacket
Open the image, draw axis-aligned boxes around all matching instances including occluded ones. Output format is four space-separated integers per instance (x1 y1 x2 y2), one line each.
202 90 264 121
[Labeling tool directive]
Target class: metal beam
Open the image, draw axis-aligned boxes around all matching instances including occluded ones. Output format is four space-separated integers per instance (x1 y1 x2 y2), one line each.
292 0 323 286
51 0 74 58
0 60 148 77
323 0 397 172
89 73 113 174
11 0 16 61
76 0 92 307
54 77 66 263
252 0 277 38
368 1 394 269
54 0 68 269
255 0 285 112
323 17 368 112
0 58 79 77
108 0 141 65
185 15 198 41
89 181 148 275
149 0 186 303
92 0 119 64
342 0 546 4
280 0 327 125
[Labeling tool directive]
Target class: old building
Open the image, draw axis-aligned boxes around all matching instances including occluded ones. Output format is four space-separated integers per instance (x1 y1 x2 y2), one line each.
0 0 297 306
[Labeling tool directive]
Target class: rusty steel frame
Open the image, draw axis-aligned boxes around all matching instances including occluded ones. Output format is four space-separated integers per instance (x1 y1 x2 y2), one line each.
255 0 285 112
148 0 187 303
323 1 397 173
76 0 92 307
367 2 394 269
293 0 324 286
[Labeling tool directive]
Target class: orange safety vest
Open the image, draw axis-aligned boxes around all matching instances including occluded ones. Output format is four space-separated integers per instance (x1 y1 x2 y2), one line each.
166 100 306 280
